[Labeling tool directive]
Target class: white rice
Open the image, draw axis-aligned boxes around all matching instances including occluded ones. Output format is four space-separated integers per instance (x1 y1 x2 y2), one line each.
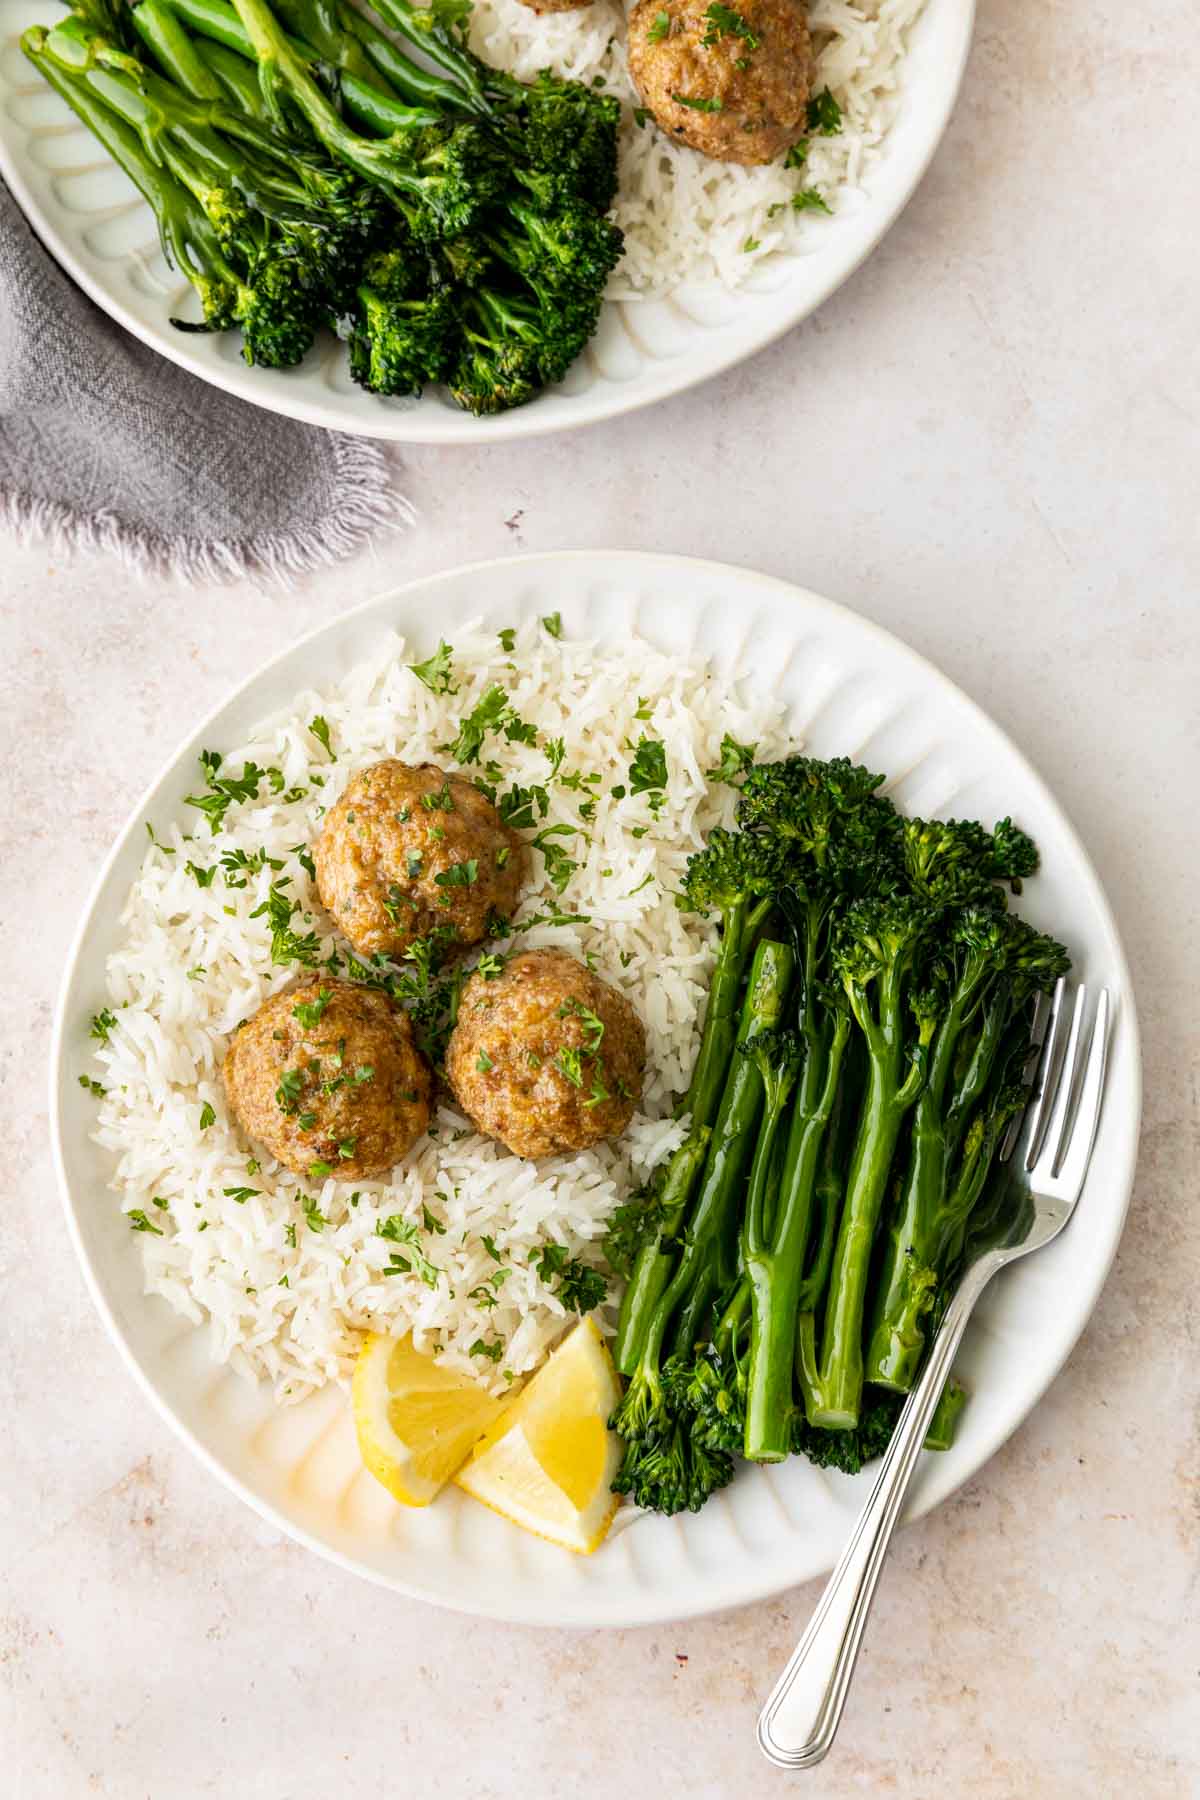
469 0 929 295
87 621 792 1403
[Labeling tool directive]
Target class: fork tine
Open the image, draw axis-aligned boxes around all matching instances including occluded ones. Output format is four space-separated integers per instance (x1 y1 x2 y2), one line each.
1034 984 1087 1177
1022 978 1068 1171
1051 989 1111 1199
1000 988 1051 1162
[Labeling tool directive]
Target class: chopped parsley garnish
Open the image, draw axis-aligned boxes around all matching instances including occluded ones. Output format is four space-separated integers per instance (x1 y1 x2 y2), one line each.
421 781 456 812
219 846 281 888
185 860 218 888
481 1233 504 1263
476 1048 495 1072
276 1068 304 1114
503 713 539 747
793 187 832 215
542 611 563 638
284 1222 297 1248
409 640 458 695
544 738 567 777
145 822 175 855
406 850 424 880
583 1065 612 1109
183 751 265 836
308 1160 333 1180
252 882 321 968
532 824 579 894
558 996 605 1055
499 783 549 831
440 683 509 765
702 3 759 48
706 732 758 783
382 883 414 924
78 1074 106 1097
469 1338 504 1362
647 8 669 39
498 627 517 653
376 1215 440 1286
291 843 316 881
477 952 507 980
743 236 761 253
308 715 336 760
303 1194 328 1232
556 1045 584 1088
807 87 843 134
435 858 479 890
152 1195 170 1211
292 988 332 1029
337 1137 357 1160
628 735 669 808
223 1186 261 1204
127 1209 163 1235
422 1203 447 1236
199 1102 216 1130
673 92 723 112
530 1244 607 1314
633 105 649 127
89 1009 117 1044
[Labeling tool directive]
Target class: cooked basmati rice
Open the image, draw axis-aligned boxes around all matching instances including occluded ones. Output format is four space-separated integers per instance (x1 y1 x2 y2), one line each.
87 621 793 1403
468 0 930 295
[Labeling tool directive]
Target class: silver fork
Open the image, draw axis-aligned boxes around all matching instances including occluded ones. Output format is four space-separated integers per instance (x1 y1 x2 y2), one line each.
757 978 1112 1770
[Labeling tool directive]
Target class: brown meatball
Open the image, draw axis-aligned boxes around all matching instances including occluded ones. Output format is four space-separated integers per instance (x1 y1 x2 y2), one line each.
520 0 592 10
628 0 813 166
223 976 432 1179
313 760 528 961
445 949 645 1160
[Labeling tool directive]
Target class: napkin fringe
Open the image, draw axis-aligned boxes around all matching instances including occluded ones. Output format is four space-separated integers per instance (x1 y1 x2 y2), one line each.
1 434 412 585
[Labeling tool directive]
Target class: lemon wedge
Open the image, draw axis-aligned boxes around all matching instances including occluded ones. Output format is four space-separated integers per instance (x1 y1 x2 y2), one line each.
353 1332 505 1507
454 1318 623 1554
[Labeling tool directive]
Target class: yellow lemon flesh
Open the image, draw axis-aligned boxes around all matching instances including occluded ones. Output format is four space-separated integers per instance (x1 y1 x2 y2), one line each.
353 1332 505 1507
454 1318 623 1554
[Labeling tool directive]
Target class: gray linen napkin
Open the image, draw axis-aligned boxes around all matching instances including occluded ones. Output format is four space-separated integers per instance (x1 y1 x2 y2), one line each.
0 176 410 581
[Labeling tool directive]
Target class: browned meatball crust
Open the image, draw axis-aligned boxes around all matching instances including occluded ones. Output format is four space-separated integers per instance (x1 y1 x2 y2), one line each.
628 0 814 166
223 976 432 1179
445 949 646 1160
520 0 592 11
313 760 528 961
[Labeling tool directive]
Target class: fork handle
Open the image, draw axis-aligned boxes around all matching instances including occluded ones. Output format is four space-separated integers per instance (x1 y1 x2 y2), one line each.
757 1251 1001 1769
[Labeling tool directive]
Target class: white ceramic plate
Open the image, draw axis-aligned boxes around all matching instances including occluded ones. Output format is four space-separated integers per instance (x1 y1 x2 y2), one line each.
51 552 1140 1625
0 0 974 443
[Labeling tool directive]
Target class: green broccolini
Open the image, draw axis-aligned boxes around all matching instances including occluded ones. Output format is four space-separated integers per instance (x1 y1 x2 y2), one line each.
21 0 623 411
604 750 1069 1516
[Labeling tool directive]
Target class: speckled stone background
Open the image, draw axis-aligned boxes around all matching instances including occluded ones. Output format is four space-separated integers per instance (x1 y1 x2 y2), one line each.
3 0 1199 1792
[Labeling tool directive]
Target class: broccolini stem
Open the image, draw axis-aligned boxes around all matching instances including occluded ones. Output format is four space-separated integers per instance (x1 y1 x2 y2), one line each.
659 938 794 1360
612 1128 710 1376
865 980 1014 1392
21 25 242 319
131 0 222 97
924 1376 967 1451
680 892 772 1130
804 965 926 1430
228 0 452 212
366 0 494 111
743 1010 848 1462
157 0 440 135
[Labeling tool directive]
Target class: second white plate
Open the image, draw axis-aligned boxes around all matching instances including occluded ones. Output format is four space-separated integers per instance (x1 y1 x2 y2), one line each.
0 0 974 441
51 551 1139 1625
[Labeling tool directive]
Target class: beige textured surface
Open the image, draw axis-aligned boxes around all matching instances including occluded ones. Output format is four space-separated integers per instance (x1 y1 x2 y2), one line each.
3 0 1199 1790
